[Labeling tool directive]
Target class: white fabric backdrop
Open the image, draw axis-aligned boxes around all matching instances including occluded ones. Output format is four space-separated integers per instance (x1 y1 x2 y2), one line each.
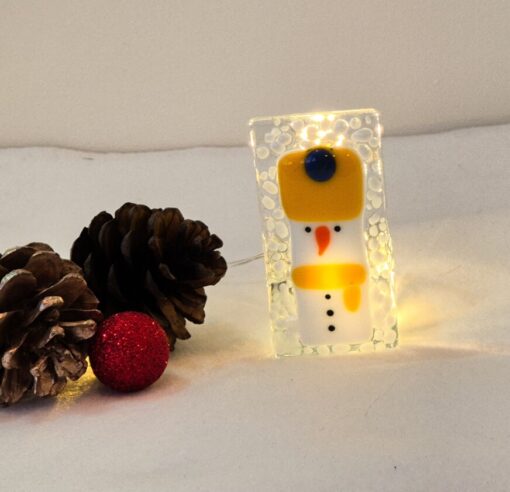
1 0 509 150
1 124 509 491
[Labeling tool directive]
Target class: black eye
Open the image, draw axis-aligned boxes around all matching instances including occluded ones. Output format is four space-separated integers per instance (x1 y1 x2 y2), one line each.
304 148 336 182
334 225 341 232
305 226 311 233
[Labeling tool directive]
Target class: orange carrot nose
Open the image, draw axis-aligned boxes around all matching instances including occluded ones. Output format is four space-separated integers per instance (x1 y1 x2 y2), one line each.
315 226 330 256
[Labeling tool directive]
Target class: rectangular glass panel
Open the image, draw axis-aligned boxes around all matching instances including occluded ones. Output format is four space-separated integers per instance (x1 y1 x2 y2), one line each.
249 109 397 356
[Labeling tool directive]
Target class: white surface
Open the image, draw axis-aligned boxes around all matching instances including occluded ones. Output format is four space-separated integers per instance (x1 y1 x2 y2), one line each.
1 0 510 150
1 124 510 491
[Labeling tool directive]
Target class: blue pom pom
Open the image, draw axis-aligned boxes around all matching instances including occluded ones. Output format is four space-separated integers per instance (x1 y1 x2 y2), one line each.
304 149 336 182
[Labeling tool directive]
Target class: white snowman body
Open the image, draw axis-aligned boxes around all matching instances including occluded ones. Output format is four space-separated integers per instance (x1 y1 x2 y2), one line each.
278 146 372 346
289 218 371 345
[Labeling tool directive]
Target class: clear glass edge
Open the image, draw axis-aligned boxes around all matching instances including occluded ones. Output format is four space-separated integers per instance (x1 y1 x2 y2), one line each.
248 108 380 127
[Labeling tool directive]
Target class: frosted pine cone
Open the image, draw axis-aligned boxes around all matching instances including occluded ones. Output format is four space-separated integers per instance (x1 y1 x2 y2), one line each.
0 243 101 405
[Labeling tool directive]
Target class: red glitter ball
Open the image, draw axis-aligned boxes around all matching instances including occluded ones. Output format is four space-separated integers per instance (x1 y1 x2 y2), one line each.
90 311 170 392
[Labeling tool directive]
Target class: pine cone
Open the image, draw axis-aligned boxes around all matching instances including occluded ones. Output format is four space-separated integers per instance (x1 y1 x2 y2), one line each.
71 203 227 349
0 243 102 405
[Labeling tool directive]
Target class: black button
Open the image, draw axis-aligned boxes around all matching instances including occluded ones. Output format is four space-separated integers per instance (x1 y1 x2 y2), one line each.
334 225 341 232
325 294 331 300
305 226 312 233
328 325 336 332
326 309 334 316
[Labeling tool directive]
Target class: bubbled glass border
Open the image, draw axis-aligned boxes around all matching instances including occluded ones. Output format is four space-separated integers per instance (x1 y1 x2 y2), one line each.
249 109 398 356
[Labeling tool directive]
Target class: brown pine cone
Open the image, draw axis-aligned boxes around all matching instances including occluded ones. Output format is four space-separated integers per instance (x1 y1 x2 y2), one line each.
0 243 102 405
71 203 227 349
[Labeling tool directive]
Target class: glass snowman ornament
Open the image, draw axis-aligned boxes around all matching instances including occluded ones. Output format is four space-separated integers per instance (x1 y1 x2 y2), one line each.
249 109 397 356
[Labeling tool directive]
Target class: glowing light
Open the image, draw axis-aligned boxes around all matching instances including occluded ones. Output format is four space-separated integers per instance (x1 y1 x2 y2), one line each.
292 263 366 290
312 114 325 122
55 363 96 408
317 130 326 138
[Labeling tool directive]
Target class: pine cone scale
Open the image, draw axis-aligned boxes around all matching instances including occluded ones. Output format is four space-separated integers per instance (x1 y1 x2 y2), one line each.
89 212 113 247
107 264 130 305
0 247 35 270
2 368 30 405
60 319 97 341
144 271 189 339
75 288 103 310
54 348 86 379
2 331 28 370
0 311 22 335
97 219 121 262
157 263 177 282
31 358 56 397
21 296 64 328
170 294 205 324
37 324 65 349
36 274 88 308
24 251 63 288
59 308 102 322
0 270 37 311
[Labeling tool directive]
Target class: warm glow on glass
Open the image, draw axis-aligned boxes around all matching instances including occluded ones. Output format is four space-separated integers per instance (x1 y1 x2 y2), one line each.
249 108 398 356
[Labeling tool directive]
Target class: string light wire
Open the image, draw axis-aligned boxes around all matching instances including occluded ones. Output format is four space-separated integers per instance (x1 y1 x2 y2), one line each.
228 252 264 267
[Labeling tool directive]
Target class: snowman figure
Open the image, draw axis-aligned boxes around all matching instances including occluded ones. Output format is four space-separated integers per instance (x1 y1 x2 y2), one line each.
278 146 372 345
